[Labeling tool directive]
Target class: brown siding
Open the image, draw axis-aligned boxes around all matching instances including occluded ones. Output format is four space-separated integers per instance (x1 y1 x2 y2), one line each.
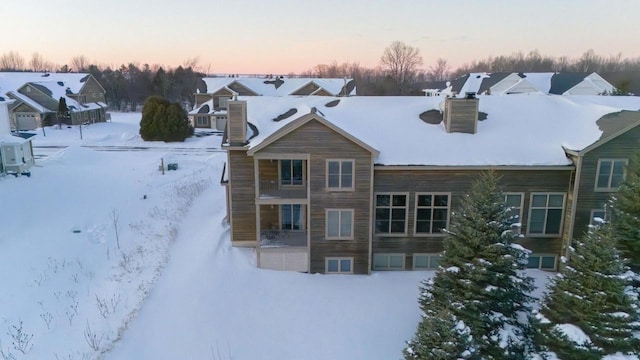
259 205 280 230
78 76 106 103
227 101 246 145
258 159 278 182
444 98 478 134
574 125 640 239
373 169 572 269
228 150 257 244
258 119 373 274
194 94 211 108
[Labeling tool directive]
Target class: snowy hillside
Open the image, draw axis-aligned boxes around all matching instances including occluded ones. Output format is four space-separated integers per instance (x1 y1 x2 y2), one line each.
0 114 551 359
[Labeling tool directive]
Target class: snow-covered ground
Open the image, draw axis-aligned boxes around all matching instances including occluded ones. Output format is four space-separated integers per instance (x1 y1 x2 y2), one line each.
0 113 552 360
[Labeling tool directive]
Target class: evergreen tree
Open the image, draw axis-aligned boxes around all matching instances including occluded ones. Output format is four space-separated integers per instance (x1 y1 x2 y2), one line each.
610 152 640 269
406 171 535 359
139 96 193 142
57 96 69 128
404 307 476 360
536 224 640 359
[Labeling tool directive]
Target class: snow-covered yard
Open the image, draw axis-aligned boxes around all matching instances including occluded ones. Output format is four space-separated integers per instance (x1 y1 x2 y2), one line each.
0 113 552 359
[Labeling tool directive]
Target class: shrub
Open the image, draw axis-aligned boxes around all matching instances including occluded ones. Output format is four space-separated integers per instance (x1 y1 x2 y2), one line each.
139 96 193 142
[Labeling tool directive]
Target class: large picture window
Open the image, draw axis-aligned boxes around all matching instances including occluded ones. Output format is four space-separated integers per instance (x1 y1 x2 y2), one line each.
595 159 627 191
375 193 408 234
280 160 304 186
327 159 354 190
528 193 565 236
414 193 450 235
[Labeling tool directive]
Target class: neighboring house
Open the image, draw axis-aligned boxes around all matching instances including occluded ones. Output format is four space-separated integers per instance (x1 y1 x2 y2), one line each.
221 94 640 275
0 99 35 176
189 76 356 130
0 72 108 130
440 72 616 97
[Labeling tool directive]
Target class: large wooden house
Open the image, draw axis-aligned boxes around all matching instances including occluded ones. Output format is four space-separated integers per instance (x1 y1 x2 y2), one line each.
221 94 640 274
0 72 108 130
189 76 356 130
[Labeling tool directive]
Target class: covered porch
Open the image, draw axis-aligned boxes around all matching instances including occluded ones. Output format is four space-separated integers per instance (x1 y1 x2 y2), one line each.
256 203 309 272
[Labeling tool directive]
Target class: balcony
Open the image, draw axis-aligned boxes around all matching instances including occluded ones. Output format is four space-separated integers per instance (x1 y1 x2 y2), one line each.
260 230 307 248
258 180 307 199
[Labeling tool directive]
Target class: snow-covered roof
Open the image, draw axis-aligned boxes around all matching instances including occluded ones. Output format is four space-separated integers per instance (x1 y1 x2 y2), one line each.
239 95 640 166
0 72 90 97
202 77 355 96
448 72 615 97
7 91 48 113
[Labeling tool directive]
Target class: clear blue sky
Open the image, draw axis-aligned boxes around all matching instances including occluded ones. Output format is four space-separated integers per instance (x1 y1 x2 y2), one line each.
1 0 638 73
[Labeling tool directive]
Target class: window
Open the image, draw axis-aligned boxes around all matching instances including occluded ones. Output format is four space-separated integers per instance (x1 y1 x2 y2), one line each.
327 160 354 190
415 193 450 235
528 193 565 236
281 204 303 230
326 209 353 239
280 160 304 186
218 96 232 108
505 193 524 233
373 253 405 271
375 193 408 234
326 257 353 274
196 115 209 126
527 255 557 270
413 253 442 270
596 159 627 191
79 95 87 104
590 208 609 226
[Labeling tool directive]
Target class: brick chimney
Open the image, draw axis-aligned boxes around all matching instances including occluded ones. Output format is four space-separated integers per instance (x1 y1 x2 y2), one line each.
226 100 247 146
443 92 479 134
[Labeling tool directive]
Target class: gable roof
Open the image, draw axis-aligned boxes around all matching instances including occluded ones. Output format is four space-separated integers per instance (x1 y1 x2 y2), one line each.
0 72 92 96
201 77 355 96
477 72 514 94
238 95 640 167
549 72 590 94
247 112 379 157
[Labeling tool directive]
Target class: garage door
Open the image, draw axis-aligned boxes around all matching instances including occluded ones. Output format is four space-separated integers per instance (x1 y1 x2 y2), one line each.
15 114 37 130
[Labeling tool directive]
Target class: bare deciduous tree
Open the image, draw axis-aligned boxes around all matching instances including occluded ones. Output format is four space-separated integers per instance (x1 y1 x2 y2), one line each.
0 51 26 71
427 58 450 81
71 55 90 72
379 41 423 95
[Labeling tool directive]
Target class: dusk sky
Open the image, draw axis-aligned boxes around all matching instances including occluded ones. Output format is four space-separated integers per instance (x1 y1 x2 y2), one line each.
1 0 638 74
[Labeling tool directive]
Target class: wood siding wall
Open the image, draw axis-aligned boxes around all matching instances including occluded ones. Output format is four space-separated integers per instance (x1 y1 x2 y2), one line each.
444 98 478 134
227 101 246 146
228 150 257 244
78 77 106 103
257 120 373 274
194 94 211 108
574 125 640 239
373 169 572 270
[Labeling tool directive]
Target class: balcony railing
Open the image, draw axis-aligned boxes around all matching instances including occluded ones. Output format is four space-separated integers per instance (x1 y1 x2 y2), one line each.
259 180 307 199
260 230 307 248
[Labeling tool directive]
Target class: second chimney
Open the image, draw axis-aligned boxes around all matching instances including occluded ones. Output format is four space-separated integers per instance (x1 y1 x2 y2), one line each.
443 92 479 134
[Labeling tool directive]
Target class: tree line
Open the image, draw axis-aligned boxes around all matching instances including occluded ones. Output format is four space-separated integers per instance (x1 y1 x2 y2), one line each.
2 45 640 104
0 52 206 111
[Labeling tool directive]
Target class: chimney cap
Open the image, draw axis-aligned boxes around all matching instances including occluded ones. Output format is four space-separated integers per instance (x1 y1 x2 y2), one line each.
465 92 476 99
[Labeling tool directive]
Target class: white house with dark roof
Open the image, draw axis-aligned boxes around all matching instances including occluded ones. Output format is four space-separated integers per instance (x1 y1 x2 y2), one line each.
189 76 355 130
221 94 640 274
0 99 34 176
440 72 616 97
0 72 108 130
